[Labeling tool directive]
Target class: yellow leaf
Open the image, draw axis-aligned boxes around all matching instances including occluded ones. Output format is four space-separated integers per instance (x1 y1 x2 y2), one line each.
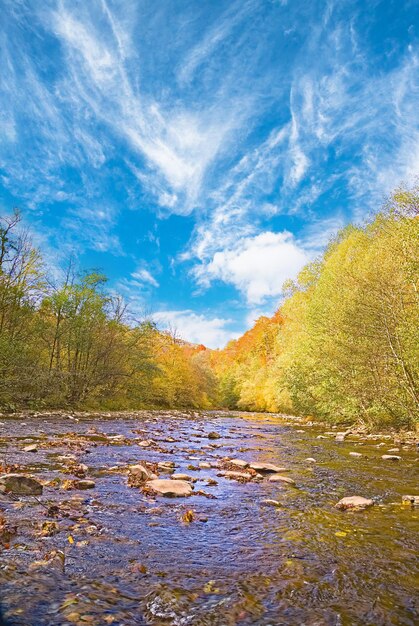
68 535 74 544
335 531 347 538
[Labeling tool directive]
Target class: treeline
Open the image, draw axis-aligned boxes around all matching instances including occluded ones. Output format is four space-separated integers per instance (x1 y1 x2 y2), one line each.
1 186 418 429
0 212 217 410
213 187 419 429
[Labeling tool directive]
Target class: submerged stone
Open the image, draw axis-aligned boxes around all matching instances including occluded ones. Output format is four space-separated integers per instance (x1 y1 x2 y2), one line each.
0 473 43 495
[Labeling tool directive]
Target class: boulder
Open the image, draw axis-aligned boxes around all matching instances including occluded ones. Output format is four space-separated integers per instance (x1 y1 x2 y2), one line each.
0 473 43 496
249 462 289 473
268 474 296 485
335 496 374 511
382 455 401 461
147 479 193 497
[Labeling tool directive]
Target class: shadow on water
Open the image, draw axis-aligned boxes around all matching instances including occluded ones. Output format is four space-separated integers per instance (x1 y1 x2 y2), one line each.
0 411 417 625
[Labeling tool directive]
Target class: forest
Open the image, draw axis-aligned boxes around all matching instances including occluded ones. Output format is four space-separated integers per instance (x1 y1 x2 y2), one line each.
1 186 418 430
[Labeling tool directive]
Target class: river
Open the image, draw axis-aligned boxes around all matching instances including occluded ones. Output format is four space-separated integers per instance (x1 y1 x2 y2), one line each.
0 411 417 625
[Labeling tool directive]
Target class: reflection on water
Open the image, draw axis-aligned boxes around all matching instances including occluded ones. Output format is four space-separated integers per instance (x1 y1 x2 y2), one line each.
0 411 417 625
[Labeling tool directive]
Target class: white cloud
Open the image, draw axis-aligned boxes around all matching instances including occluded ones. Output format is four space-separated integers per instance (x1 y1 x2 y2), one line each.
194 231 309 304
153 310 239 349
131 268 159 288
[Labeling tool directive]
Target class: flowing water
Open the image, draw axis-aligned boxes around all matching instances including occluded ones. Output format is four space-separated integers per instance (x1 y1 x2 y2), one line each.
0 411 417 625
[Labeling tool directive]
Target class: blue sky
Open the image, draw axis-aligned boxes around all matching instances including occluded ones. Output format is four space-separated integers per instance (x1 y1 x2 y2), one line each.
1 0 418 347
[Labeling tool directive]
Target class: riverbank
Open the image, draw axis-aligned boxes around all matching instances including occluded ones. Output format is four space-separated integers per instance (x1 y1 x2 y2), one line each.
0 411 418 625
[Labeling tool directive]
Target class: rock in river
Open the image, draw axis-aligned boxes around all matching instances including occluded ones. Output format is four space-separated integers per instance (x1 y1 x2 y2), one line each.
261 499 282 507
219 470 251 481
268 474 296 485
129 464 154 481
0 473 43 495
147 479 193 497
208 432 221 440
23 444 38 453
402 495 419 506
335 496 374 511
382 455 401 461
230 459 249 468
249 462 288 473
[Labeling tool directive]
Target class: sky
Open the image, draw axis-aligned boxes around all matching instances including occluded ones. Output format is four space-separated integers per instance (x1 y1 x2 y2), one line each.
1 0 418 347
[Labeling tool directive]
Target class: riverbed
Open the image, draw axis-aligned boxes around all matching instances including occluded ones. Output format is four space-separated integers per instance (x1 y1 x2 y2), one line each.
0 411 417 625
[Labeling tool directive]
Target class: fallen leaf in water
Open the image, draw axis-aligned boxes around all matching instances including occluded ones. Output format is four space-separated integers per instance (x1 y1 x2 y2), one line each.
68 535 74 544
182 510 196 523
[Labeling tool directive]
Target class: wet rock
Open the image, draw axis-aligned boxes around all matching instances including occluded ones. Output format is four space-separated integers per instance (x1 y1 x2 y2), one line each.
261 499 282 507
0 473 43 496
199 462 211 469
138 440 153 447
268 474 296 485
387 448 400 453
74 479 95 489
305 457 317 463
219 470 251 481
402 495 419 506
230 459 249 468
249 462 288 473
382 455 401 461
158 461 176 473
147 479 193 497
336 496 374 511
316 435 328 439
207 432 221 440
23 444 38 453
349 452 363 457
129 464 153 481
171 473 196 482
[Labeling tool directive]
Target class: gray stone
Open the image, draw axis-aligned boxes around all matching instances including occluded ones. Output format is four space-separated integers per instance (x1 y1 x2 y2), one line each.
261 499 282 507
249 462 289 473
268 474 296 485
74 479 95 489
219 470 251 480
336 496 374 511
230 459 249 468
128 464 152 481
147 479 193 497
0 473 43 496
